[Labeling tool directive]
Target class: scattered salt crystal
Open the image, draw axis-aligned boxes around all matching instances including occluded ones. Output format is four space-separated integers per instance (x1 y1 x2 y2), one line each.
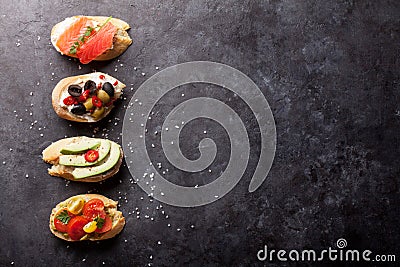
155 66 159 70
141 72 146 76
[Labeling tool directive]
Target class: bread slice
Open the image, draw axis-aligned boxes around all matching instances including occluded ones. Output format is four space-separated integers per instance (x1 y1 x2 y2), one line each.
52 72 125 123
49 194 125 241
42 137 123 182
51 16 132 61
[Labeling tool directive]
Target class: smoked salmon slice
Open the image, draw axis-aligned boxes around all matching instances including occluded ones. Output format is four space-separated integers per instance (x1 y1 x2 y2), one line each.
56 17 93 55
77 22 117 64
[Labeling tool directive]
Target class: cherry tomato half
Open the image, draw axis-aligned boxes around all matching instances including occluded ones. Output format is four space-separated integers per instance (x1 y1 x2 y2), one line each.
95 215 112 234
63 96 78 105
99 74 105 80
67 216 90 241
84 150 99 162
54 208 74 233
82 198 105 216
84 209 106 222
92 96 103 108
78 90 91 102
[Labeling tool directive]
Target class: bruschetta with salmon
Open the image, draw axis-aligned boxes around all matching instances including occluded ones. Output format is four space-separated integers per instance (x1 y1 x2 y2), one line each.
51 16 132 64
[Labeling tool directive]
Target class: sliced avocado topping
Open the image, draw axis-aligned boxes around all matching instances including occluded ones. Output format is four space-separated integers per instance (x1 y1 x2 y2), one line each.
72 142 121 179
59 140 111 167
60 139 101 155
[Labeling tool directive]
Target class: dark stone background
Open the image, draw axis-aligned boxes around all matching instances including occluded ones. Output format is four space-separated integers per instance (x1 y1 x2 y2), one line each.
0 0 399 266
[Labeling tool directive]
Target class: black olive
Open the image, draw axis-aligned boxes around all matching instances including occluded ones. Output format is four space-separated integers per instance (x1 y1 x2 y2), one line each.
102 82 115 97
84 80 97 94
68 84 83 97
71 103 86 115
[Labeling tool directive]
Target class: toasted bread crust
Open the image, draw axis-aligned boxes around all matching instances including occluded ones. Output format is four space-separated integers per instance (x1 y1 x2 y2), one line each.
49 194 125 241
51 72 125 123
42 137 123 182
51 16 132 61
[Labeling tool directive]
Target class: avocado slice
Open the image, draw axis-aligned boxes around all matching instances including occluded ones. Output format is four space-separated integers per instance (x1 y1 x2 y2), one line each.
72 142 121 179
60 139 101 155
58 140 111 167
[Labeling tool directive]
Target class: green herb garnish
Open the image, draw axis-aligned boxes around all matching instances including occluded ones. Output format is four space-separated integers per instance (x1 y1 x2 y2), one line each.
56 210 71 224
94 216 105 229
98 16 112 30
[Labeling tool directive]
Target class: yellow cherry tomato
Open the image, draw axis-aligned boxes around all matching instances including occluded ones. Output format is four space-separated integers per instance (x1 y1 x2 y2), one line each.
83 221 97 233
67 197 85 215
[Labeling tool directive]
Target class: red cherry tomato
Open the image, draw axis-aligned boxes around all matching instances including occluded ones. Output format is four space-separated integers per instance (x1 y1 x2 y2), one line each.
54 209 74 233
95 215 112 233
113 80 118 86
92 96 103 108
99 74 105 80
78 90 91 102
67 216 90 240
84 150 99 162
82 198 105 215
84 209 106 221
63 96 77 105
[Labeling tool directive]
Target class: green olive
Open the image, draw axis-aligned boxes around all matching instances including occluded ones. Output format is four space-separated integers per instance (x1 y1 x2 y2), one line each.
91 107 105 119
97 90 111 104
83 98 94 110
